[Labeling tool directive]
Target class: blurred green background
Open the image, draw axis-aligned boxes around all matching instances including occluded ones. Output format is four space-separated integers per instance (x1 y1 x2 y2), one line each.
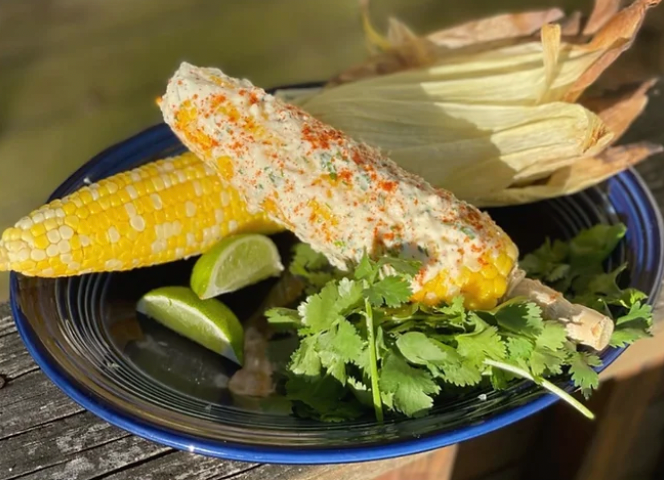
2 0 662 299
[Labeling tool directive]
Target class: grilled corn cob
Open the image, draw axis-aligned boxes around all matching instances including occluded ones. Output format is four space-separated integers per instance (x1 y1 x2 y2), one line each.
0 152 282 277
160 62 519 310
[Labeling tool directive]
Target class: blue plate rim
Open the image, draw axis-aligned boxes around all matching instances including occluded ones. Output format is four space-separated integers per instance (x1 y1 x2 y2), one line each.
9 121 664 464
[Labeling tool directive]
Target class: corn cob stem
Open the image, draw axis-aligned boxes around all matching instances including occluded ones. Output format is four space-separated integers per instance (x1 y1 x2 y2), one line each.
507 270 613 351
0 152 282 277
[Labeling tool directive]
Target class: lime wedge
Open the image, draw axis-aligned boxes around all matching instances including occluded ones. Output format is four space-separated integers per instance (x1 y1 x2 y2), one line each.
190 234 284 299
136 286 244 365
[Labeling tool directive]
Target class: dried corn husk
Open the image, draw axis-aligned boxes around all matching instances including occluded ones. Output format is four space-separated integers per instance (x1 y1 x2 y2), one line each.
295 97 613 200
584 0 622 35
483 142 664 206
426 9 565 48
276 0 661 207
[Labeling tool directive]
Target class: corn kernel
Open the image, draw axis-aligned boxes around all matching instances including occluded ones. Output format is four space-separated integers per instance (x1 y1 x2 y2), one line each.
0 151 282 277
34 235 50 250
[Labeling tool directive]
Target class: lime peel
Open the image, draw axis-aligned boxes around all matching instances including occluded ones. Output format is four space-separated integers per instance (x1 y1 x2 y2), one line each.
190 234 284 299
137 286 244 365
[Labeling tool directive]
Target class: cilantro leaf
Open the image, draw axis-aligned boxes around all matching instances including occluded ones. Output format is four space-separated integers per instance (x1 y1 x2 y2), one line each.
572 265 626 308
440 360 483 387
289 243 336 292
490 368 515 390
435 296 466 327
317 320 366 365
536 321 567 351
291 243 329 272
335 278 364 312
365 276 413 307
610 327 652 348
520 238 569 281
378 257 422 276
456 325 506 365
396 332 448 368
547 264 572 282
616 301 653 327
335 320 367 362
568 223 626 267
380 352 440 417
493 302 543 336
290 337 321 377
530 347 567 377
265 307 301 328
298 282 342 332
318 353 347 384
610 288 648 308
286 375 363 422
506 336 534 369
569 352 602 399
355 252 421 283
354 253 377 282
375 326 389 360
609 300 653 347
504 321 567 377
347 376 373 407
396 332 483 387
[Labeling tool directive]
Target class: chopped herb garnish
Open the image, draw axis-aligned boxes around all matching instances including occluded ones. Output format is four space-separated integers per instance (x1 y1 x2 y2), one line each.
267 223 653 422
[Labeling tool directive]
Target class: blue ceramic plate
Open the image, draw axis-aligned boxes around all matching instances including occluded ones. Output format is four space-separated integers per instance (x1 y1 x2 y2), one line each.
11 115 664 464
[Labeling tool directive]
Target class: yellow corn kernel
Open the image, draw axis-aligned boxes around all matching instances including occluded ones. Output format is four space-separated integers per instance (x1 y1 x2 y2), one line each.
62 202 77 215
0 151 283 276
413 251 517 310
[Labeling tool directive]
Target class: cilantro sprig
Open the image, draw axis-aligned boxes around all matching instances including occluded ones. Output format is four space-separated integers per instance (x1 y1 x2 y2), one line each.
267 223 654 422
520 223 653 349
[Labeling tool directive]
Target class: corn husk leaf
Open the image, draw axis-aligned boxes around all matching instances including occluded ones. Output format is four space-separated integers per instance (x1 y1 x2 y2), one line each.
565 0 661 102
584 0 623 35
425 9 565 48
583 79 658 141
284 0 661 207
317 0 658 105
480 142 664 206
329 0 657 87
561 11 584 36
296 97 612 199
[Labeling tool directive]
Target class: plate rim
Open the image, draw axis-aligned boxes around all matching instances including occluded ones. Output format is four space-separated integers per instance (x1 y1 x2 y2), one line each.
9 121 664 464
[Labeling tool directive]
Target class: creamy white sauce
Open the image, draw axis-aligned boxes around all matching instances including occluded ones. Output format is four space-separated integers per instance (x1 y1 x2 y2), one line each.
160 62 517 297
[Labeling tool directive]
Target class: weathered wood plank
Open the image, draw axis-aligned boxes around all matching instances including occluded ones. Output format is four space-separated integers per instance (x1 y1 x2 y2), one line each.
81 448 430 480
0 370 84 439
0 331 39 380
98 451 255 480
448 415 541 480
478 466 524 480
377 447 457 480
0 312 16 338
0 412 129 480
8 434 170 480
616 398 664 479
573 367 664 480
228 454 428 480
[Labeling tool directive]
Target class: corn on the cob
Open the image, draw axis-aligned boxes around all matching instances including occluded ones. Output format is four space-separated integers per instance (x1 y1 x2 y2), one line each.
160 63 519 310
0 152 282 277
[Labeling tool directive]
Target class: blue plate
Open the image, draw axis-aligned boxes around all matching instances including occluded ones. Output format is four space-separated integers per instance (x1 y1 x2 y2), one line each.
10 119 664 464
